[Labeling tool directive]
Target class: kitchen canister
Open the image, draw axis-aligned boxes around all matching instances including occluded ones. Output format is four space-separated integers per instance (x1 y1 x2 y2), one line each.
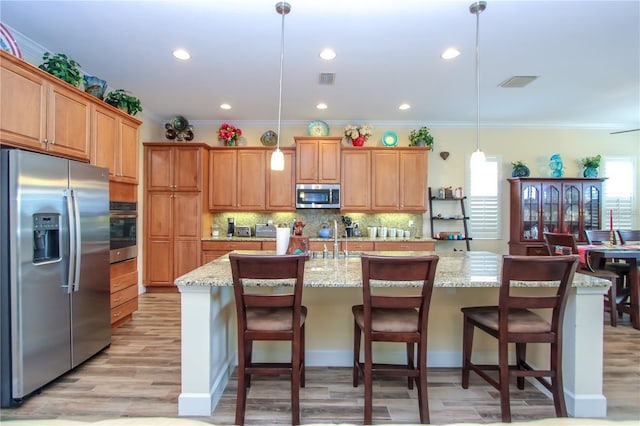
378 226 388 238
388 227 397 238
368 226 377 238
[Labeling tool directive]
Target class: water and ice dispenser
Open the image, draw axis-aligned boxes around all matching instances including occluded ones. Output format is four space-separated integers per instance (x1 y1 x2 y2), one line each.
32 213 60 263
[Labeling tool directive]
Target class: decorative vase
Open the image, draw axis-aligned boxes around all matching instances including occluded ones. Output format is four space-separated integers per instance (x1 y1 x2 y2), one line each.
512 165 530 177
583 166 598 178
83 75 107 100
351 135 366 147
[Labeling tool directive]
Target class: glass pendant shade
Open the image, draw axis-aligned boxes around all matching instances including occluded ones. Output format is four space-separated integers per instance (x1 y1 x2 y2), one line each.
470 149 486 167
270 148 285 171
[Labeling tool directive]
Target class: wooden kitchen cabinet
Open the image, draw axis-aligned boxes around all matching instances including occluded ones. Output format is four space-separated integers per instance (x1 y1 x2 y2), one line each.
144 143 209 290
266 149 296 211
209 147 294 211
0 51 91 161
341 149 371 211
110 258 138 328
341 147 428 212
294 136 341 183
201 240 262 263
508 177 605 255
374 241 435 251
209 148 265 211
91 103 141 183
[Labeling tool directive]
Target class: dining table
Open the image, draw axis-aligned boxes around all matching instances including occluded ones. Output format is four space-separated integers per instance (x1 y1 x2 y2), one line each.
579 244 640 329
174 250 612 418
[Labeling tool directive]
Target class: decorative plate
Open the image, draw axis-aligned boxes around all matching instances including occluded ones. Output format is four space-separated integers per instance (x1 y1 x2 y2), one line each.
382 130 398 146
0 23 22 58
307 120 329 137
260 130 278 146
171 115 189 132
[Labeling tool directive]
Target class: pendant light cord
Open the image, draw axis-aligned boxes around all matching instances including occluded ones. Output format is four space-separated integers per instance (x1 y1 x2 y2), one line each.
475 4 480 152
276 2 289 151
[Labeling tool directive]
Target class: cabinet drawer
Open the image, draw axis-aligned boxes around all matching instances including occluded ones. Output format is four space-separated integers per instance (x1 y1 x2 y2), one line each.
344 241 374 251
262 240 276 250
110 297 138 324
110 259 138 293
526 246 550 256
110 284 138 308
374 241 435 251
202 241 262 251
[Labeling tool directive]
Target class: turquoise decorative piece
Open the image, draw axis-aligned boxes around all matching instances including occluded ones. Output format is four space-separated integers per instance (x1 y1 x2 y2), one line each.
549 154 564 177
584 166 598 178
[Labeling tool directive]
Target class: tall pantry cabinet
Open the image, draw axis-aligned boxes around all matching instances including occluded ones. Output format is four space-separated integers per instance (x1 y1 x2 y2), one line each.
143 143 210 290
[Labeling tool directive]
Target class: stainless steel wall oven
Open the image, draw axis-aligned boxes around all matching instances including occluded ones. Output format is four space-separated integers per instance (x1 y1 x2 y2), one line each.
109 201 137 263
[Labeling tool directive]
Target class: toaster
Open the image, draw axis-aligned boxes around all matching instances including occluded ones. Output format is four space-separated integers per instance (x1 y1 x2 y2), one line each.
235 226 251 237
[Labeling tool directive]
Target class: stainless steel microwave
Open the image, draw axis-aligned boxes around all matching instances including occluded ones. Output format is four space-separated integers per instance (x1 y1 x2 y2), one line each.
295 184 340 209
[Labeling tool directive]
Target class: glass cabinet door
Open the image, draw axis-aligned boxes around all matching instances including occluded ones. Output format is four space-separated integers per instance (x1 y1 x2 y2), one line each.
582 182 602 239
541 183 561 237
520 183 540 241
562 183 581 237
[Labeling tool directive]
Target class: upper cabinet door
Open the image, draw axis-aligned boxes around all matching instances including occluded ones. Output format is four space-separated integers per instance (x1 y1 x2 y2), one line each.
371 150 399 210
174 146 202 191
92 105 118 179
295 137 341 183
118 117 139 184
0 54 47 150
399 150 427 211
266 149 295 211
341 150 371 211
46 83 91 161
209 149 238 210
146 146 173 191
237 149 266 210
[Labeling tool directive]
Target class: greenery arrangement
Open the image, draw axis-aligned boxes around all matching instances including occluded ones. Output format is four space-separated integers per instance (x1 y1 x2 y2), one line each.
408 126 434 149
511 161 530 177
104 89 143 116
581 154 601 168
38 52 83 87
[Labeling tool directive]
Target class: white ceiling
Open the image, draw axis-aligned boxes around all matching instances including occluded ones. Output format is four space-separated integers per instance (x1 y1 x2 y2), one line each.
2 0 639 131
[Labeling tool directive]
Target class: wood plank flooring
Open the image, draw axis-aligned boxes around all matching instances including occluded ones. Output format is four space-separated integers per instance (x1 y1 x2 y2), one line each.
1 293 638 424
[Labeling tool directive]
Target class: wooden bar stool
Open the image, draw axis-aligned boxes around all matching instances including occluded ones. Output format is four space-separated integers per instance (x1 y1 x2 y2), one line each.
229 253 307 425
352 254 439 424
461 254 579 422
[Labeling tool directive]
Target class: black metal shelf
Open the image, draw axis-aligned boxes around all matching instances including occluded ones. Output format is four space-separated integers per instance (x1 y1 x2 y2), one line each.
428 187 471 251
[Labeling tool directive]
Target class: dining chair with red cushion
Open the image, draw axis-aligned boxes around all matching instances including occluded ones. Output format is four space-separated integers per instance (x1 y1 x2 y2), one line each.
352 254 439 425
545 232 620 326
461 254 580 422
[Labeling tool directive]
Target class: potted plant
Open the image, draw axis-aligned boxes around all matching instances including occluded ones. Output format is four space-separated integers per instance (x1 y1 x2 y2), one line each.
581 154 601 178
408 126 434 150
104 89 143 116
38 52 83 87
511 161 530 177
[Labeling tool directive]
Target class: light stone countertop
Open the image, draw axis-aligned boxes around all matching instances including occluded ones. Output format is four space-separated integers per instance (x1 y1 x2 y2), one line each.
201 236 436 243
174 250 610 289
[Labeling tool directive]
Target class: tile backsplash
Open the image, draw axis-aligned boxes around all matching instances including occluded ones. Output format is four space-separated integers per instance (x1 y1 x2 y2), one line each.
210 210 423 238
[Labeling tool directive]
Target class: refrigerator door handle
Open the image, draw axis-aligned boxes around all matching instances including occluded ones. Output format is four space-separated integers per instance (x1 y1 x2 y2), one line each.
65 190 76 294
71 189 82 292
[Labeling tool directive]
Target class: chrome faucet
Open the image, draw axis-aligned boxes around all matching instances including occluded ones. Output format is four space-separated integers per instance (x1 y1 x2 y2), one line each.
333 220 339 258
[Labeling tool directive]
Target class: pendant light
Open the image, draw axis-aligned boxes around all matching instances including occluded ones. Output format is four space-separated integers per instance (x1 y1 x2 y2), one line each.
470 1 487 166
270 1 291 171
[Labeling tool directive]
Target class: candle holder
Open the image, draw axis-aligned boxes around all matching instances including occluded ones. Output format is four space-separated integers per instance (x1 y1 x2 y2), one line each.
608 230 616 248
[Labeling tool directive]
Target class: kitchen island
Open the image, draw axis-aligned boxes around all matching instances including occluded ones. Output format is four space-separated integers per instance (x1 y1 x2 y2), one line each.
174 251 610 418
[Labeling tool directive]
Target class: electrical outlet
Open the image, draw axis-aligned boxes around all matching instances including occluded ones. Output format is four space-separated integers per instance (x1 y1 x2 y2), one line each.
408 220 414 228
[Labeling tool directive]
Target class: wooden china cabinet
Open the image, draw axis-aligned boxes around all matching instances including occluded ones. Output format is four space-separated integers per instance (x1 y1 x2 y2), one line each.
508 177 605 255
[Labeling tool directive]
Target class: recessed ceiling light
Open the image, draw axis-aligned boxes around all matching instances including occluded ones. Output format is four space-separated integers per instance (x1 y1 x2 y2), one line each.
398 103 411 110
220 103 232 110
316 103 328 110
173 48 191 60
319 48 336 60
441 47 460 60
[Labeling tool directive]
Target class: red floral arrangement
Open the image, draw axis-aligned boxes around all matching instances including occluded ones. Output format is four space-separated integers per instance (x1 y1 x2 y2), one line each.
218 123 242 146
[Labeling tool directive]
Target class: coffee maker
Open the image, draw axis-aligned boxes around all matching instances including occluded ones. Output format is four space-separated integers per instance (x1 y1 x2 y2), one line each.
227 217 235 237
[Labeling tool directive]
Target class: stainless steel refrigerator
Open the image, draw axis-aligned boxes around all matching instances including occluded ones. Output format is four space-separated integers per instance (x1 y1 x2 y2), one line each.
1 149 111 407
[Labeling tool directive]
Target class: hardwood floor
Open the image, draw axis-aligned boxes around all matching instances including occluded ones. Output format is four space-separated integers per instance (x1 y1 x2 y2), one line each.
2 293 639 424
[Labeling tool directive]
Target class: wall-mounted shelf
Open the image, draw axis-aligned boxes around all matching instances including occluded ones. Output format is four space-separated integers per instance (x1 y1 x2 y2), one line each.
428 187 471 250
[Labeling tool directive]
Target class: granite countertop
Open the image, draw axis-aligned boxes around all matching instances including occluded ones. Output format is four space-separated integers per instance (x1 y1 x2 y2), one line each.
174 250 610 289
202 236 436 243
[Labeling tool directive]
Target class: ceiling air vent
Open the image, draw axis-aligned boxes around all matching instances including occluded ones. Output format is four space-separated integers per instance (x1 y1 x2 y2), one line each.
499 75 538 88
318 73 335 85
